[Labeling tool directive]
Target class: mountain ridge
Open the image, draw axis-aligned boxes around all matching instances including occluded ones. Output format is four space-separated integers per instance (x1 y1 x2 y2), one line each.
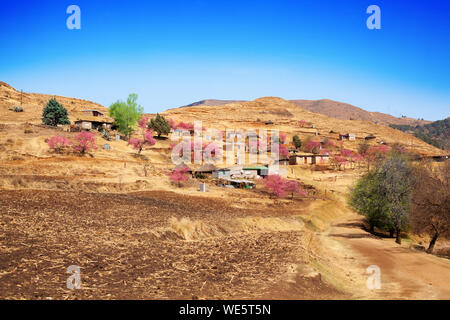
179 98 431 127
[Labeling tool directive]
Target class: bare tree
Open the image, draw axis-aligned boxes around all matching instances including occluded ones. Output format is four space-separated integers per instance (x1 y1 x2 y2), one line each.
410 160 450 253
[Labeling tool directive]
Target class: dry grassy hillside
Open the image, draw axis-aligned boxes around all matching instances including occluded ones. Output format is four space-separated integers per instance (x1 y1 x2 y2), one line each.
0 82 440 155
163 97 442 156
0 82 108 124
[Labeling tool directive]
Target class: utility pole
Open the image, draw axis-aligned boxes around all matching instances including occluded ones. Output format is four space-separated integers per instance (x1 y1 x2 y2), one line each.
20 90 23 106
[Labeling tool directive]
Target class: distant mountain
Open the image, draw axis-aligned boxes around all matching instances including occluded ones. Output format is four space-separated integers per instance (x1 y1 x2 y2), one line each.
181 99 246 108
288 99 429 126
390 118 450 150
180 98 430 127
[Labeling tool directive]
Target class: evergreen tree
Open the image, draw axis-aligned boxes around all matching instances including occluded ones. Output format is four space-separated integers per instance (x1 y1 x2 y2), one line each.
149 113 171 138
42 99 70 126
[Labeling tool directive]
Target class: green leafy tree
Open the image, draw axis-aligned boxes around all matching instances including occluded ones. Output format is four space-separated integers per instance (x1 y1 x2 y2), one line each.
42 99 70 126
109 94 143 138
292 135 302 149
350 154 413 243
350 171 392 234
149 113 171 138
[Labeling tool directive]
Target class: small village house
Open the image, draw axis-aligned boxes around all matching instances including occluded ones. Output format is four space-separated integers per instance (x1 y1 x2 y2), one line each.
75 109 114 131
242 165 269 178
213 167 231 179
217 178 255 189
289 153 330 165
339 133 356 141
194 163 218 177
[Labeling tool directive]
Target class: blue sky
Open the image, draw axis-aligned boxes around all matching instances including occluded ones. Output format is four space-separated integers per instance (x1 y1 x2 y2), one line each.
1 0 449 120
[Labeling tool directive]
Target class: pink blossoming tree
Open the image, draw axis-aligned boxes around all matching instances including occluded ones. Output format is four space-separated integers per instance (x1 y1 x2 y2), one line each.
47 135 72 153
169 167 190 187
73 131 97 154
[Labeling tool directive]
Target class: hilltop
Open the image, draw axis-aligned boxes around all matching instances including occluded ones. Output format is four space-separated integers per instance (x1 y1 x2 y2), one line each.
179 98 430 126
180 99 246 108
0 81 108 124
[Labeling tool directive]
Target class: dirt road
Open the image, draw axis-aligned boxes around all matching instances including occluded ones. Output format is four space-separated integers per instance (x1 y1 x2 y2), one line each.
328 215 450 299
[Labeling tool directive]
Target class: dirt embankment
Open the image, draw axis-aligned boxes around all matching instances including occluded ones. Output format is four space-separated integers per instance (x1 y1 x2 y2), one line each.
323 215 450 300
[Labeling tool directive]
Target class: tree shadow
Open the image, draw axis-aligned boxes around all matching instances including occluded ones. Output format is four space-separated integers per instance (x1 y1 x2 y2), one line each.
333 219 393 239
329 232 382 239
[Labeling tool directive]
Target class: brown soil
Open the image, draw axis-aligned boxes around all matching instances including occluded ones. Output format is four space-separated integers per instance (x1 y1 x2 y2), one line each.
0 189 343 300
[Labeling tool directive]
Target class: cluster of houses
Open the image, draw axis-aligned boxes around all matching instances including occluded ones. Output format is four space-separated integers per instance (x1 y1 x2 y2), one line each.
338 132 378 141
173 162 289 189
